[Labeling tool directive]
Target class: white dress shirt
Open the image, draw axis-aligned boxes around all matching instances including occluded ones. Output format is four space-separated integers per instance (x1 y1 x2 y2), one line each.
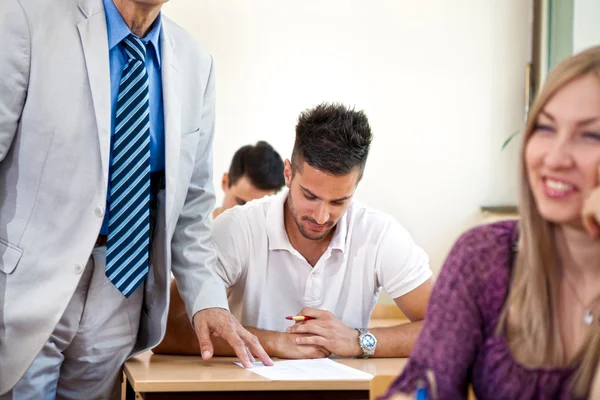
212 189 432 332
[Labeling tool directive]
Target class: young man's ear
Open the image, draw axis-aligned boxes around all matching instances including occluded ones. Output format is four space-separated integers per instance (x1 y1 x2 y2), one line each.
284 159 293 188
221 173 229 192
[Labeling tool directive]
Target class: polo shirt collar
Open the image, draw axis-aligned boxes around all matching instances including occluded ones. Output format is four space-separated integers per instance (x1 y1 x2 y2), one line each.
266 188 348 253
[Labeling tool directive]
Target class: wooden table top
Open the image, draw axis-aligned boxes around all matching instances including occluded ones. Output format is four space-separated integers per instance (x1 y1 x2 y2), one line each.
368 318 407 328
124 352 407 393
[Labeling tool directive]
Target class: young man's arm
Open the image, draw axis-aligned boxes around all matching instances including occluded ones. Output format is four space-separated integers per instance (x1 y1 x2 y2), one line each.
212 328 331 359
366 278 432 357
288 217 434 357
288 279 432 357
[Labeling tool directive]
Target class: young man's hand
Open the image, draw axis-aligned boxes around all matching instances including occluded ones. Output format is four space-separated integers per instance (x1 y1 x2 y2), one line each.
286 308 362 357
274 332 331 359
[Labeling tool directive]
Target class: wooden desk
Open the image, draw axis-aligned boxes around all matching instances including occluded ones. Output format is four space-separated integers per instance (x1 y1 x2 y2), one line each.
124 352 407 400
368 318 406 328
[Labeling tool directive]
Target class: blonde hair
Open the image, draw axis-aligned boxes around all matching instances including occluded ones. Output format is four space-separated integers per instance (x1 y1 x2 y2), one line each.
498 45 600 398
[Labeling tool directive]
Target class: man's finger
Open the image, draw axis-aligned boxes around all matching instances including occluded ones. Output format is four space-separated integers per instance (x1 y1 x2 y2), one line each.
303 345 332 359
317 349 330 358
241 330 274 366
298 308 330 319
295 335 328 347
245 346 256 364
318 346 332 357
287 321 306 331
221 330 252 368
195 322 214 360
312 345 332 358
288 323 328 337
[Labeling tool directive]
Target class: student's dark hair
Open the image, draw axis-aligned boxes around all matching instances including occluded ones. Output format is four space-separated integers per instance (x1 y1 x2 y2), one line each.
291 102 373 177
228 141 285 191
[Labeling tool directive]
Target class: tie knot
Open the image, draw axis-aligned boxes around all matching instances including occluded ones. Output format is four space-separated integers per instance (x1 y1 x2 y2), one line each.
121 34 146 62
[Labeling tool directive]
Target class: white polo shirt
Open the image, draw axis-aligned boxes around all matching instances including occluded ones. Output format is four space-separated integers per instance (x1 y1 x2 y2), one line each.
212 189 432 332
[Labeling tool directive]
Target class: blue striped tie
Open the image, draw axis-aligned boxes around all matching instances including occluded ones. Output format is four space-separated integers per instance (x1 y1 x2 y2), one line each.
106 34 151 297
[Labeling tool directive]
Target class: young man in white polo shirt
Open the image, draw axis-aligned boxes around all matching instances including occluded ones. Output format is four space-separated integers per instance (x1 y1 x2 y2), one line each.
155 103 432 359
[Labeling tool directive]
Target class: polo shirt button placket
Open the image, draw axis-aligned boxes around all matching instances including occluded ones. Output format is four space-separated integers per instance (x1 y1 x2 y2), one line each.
304 268 323 305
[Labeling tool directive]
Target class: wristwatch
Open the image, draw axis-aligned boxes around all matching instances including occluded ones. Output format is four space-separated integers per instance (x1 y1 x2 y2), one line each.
356 328 377 358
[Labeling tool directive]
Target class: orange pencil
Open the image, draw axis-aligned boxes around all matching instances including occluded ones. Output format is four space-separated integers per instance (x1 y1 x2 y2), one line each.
285 316 315 321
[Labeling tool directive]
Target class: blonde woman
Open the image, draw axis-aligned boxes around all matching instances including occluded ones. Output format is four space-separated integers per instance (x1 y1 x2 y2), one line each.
381 46 600 400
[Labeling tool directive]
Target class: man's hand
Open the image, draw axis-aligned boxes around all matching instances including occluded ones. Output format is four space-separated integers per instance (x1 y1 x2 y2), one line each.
285 308 361 357
192 308 273 368
274 332 331 359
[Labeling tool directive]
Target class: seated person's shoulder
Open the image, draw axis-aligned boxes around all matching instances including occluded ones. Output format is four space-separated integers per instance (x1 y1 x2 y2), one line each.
445 220 518 283
347 203 421 250
353 204 433 297
346 201 402 232
455 219 517 257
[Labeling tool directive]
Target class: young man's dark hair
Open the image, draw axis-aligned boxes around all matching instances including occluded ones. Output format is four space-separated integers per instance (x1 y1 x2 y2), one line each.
228 141 285 191
291 103 373 177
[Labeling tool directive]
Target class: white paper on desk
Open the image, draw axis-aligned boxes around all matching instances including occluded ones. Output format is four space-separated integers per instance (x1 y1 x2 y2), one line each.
234 358 373 380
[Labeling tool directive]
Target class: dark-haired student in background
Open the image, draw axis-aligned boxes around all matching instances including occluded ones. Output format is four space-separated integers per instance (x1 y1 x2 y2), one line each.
213 141 286 219
154 102 433 359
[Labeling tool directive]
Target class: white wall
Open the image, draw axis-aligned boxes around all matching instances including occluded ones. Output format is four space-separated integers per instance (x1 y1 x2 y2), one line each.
162 0 530 277
573 0 600 53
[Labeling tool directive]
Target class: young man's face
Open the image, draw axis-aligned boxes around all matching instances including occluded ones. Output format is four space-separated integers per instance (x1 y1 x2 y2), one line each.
284 159 360 241
220 174 278 212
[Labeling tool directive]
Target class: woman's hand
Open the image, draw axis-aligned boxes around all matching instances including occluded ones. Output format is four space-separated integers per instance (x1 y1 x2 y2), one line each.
385 394 413 400
582 167 600 238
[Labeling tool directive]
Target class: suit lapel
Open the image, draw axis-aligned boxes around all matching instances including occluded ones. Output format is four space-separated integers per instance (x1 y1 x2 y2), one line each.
77 0 111 189
160 28 181 230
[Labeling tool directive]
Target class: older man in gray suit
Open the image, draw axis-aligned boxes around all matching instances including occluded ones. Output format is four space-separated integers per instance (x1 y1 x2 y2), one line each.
0 0 272 398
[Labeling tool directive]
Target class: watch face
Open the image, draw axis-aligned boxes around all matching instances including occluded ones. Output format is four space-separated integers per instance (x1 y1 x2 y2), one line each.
360 333 377 350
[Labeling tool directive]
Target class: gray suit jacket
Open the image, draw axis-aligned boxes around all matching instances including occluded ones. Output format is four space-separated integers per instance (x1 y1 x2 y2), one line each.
0 0 229 393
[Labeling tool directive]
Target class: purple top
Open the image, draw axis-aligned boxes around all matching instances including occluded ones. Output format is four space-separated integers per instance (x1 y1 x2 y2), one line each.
382 220 578 400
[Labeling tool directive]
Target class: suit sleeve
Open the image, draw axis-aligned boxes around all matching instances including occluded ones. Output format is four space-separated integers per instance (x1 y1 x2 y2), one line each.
0 0 30 163
170 55 229 322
